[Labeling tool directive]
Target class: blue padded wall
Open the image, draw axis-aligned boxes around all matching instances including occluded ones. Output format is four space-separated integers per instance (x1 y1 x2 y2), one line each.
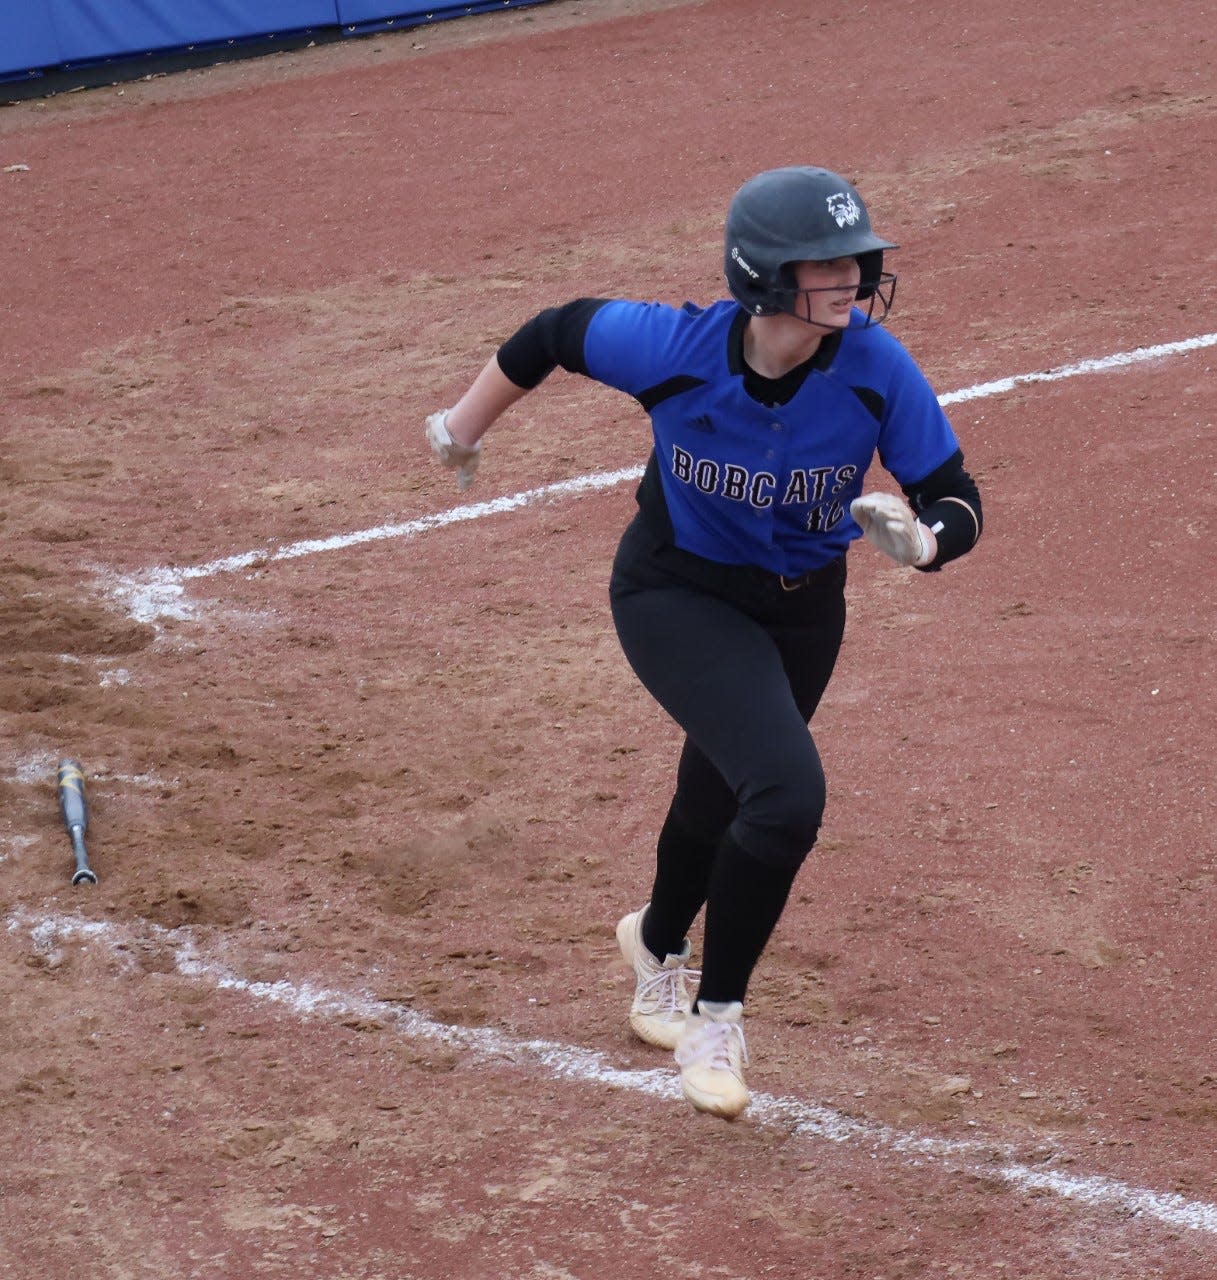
0 0 553 81
48 0 340 64
0 7 62 76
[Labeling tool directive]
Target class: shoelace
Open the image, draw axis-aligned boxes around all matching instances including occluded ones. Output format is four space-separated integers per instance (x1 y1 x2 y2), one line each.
635 964 700 1016
675 1018 749 1071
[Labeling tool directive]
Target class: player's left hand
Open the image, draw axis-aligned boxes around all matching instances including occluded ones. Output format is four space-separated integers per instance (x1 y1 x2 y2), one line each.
426 409 482 491
850 492 936 567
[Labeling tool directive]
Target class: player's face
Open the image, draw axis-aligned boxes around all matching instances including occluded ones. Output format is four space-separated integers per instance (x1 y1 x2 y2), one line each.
791 257 862 328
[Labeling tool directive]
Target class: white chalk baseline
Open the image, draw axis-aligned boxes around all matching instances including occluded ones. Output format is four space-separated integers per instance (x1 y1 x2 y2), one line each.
9 910 1217 1240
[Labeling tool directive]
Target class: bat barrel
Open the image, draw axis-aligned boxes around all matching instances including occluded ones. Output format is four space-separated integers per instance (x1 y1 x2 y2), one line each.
57 760 88 832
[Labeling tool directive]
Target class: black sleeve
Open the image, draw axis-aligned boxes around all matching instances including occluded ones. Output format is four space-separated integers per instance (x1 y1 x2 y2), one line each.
495 298 611 389
900 448 983 571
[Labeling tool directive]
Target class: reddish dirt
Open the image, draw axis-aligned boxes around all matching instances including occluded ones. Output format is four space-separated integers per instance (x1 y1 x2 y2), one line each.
2 1 1215 1277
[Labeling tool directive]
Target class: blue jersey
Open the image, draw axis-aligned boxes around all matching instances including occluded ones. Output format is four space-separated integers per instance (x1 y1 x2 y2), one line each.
582 299 959 576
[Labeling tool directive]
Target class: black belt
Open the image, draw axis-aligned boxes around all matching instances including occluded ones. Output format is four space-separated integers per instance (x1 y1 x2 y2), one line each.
625 514 845 597
776 559 844 592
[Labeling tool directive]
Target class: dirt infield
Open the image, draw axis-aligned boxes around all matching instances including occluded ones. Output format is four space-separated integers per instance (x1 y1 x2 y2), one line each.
2 1 1215 1277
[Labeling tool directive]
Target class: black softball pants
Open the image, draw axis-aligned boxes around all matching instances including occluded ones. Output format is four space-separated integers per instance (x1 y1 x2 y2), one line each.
609 514 847 1007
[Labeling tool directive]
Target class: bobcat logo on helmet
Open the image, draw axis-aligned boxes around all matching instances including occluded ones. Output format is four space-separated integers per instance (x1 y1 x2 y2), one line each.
826 192 861 228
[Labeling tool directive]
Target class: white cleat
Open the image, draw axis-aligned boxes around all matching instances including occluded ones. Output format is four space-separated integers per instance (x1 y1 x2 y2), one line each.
675 1000 749 1120
616 908 699 1050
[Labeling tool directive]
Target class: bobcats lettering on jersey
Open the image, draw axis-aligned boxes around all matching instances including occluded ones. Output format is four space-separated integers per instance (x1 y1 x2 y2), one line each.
671 445 857 528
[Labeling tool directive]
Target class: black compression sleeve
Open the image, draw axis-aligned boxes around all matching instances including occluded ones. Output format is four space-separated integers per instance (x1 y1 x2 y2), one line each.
901 449 983 571
495 298 611 389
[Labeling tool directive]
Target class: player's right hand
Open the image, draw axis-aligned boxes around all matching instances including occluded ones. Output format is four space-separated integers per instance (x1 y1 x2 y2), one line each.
425 409 482 491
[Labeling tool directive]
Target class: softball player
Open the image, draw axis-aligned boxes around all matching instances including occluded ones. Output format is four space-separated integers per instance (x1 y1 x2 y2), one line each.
426 166 983 1119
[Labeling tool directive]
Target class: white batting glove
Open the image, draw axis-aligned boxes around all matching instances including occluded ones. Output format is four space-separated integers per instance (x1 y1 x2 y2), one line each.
850 492 935 567
425 409 482 491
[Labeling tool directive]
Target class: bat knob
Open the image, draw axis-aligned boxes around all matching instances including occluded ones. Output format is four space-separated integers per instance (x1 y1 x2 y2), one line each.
71 867 98 886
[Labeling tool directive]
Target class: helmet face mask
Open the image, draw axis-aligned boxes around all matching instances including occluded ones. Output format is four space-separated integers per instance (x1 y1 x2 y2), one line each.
768 262 898 329
724 167 899 329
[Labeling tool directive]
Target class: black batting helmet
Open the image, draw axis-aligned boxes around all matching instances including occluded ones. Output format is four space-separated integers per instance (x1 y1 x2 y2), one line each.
724 166 898 324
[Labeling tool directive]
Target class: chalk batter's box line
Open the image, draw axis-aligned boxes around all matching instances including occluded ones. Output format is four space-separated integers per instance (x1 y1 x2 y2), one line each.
108 331 1217 623
9 910 1217 1242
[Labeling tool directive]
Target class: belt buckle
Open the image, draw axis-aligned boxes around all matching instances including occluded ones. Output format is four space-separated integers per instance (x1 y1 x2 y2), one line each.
779 573 803 592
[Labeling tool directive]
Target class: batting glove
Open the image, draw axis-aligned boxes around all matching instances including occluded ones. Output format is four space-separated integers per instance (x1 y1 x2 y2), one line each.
425 409 482 491
850 492 935 567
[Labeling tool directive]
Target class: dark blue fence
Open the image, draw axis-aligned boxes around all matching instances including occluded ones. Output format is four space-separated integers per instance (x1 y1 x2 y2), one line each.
0 0 553 82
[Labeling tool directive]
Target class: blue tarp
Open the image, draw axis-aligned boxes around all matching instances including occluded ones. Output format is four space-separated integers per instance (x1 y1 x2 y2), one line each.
0 0 551 81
